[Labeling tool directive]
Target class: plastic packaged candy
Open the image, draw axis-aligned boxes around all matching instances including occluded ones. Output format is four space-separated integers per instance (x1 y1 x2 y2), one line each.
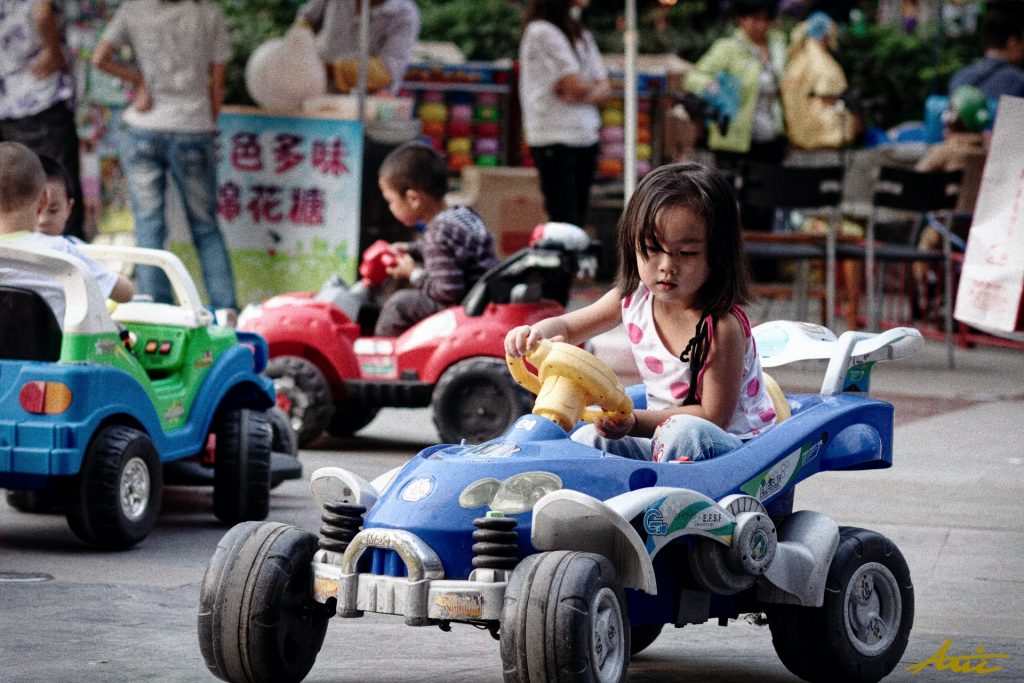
474 137 500 155
597 156 623 179
447 137 472 155
475 122 500 137
449 103 474 122
418 102 448 123
447 152 474 173
474 105 499 121
475 154 500 167
446 121 472 137
422 120 446 138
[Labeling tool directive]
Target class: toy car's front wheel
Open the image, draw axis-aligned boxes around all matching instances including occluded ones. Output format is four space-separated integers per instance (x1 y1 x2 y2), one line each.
213 409 272 523
767 526 914 682
500 551 630 683
433 357 533 444
198 521 331 683
326 399 379 438
266 356 334 447
64 425 163 549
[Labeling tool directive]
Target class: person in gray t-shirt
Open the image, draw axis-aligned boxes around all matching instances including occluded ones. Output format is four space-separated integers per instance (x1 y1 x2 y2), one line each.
91 0 238 314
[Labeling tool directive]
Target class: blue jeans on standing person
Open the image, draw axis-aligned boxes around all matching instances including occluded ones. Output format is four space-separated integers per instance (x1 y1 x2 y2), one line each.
571 414 744 462
119 125 237 310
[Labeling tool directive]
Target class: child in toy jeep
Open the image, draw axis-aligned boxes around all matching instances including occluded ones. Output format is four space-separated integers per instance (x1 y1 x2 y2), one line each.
238 212 597 447
197 320 922 683
507 163 778 464
0 241 297 549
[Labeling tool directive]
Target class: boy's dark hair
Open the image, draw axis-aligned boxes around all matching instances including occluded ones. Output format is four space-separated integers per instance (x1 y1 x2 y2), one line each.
379 142 448 200
615 162 751 317
0 142 46 213
980 3 1024 51
731 0 778 20
38 154 73 199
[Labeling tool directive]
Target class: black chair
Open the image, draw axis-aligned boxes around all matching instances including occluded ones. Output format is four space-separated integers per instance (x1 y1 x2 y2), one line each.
736 161 845 328
0 286 63 362
835 166 962 367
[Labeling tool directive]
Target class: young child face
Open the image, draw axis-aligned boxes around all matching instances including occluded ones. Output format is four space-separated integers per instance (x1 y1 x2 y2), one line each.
378 176 424 228
37 180 73 236
637 203 710 307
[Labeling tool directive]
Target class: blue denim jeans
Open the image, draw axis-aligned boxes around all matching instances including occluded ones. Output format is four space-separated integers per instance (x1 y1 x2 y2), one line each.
119 125 237 309
572 414 744 462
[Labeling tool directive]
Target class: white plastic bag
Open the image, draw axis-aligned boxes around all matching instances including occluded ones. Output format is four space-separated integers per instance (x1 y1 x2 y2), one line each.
245 25 326 112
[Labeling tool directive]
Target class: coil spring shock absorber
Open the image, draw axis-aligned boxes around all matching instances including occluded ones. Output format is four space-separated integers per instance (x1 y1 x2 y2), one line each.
319 501 366 553
471 511 519 570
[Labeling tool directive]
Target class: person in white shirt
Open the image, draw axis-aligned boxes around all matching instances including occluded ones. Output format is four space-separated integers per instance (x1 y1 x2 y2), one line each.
519 0 611 228
0 143 133 328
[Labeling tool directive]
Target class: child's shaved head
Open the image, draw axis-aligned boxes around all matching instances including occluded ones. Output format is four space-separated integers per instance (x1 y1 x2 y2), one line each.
0 142 46 214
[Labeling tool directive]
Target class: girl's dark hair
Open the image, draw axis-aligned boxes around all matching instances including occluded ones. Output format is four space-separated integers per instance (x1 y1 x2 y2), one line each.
379 142 449 200
521 0 583 45
616 162 751 405
38 154 72 198
615 162 751 317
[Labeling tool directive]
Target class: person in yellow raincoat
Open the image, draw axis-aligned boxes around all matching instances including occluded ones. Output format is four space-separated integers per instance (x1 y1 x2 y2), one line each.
780 12 856 150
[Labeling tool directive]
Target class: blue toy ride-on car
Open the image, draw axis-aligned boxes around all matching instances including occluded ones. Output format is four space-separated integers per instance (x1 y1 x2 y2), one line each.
197 320 922 682
0 244 298 549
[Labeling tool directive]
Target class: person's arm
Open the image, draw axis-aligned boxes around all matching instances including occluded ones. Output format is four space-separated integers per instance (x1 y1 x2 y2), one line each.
504 288 622 357
554 32 611 105
210 63 227 122
373 2 420 91
627 314 747 438
109 275 136 303
29 0 68 79
91 40 150 112
684 38 731 95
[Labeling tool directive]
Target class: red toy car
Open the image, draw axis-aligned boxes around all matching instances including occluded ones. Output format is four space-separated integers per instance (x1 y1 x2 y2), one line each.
237 227 596 446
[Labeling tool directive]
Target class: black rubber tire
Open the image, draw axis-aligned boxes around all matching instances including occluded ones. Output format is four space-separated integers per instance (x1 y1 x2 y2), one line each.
197 521 331 683
767 526 914 683
325 399 379 438
629 624 664 656
433 357 534 444
265 356 334 447
500 550 630 683
5 489 63 514
63 425 163 549
213 409 272 524
267 407 298 457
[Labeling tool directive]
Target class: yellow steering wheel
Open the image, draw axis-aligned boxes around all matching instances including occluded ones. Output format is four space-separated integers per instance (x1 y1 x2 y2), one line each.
506 339 633 432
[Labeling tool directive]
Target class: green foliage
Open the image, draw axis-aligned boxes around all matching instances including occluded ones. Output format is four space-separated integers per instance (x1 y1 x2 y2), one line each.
837 21 975 128
418 0 523 60
589 0 723 62
217 0 305 105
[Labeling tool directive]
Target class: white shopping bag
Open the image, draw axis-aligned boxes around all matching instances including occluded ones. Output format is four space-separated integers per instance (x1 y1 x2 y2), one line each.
954 95 1024 334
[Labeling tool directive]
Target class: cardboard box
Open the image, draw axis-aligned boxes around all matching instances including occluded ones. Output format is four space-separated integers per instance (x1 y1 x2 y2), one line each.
448 166 548 258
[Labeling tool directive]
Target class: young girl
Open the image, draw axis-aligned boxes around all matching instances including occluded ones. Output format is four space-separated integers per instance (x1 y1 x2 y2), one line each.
504 162 777 462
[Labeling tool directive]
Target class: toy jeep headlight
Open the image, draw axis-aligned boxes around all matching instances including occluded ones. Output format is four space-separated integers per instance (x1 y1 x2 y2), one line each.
459 472 562 514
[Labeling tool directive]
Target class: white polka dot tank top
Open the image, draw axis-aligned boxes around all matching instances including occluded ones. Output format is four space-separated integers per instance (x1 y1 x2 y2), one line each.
621 283 778 439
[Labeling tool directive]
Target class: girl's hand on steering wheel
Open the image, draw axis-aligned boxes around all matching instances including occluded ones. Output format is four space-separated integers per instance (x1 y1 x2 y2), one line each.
593 412 635 440
504 325 563 359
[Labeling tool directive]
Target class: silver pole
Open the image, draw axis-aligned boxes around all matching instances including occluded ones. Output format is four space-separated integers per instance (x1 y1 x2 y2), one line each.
623 0 638 202
357 0 370 124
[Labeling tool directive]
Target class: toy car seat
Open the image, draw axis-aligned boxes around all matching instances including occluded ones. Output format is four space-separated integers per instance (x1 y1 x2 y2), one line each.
0 286 62 362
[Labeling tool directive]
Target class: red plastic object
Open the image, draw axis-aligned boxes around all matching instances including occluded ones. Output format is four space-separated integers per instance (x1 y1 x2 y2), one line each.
358 240 398 287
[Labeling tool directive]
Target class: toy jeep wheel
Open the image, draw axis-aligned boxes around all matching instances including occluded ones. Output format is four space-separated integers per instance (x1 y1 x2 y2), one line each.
767 526 913 682
6 489 63 514
326 399 379 438
64 425 163 549
433 357 533 444
198 521 331 683
501 551 630 683
267 407 298 457
213 409 272 524
629 624 664 656
266 356 334 447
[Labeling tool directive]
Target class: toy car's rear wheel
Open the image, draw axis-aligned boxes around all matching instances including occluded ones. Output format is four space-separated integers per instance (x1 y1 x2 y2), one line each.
63 425 163 549
500 550 630 683
433 357 533 444
767 526 913 682
266 356 334 447
213 409 272 524
198 521 331 683
629 624 664 656
326 399 379 438
268 406 298 457
5 489 63 514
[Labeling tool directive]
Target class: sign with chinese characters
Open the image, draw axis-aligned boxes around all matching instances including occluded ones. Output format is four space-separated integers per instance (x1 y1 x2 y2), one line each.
168 107 363 305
